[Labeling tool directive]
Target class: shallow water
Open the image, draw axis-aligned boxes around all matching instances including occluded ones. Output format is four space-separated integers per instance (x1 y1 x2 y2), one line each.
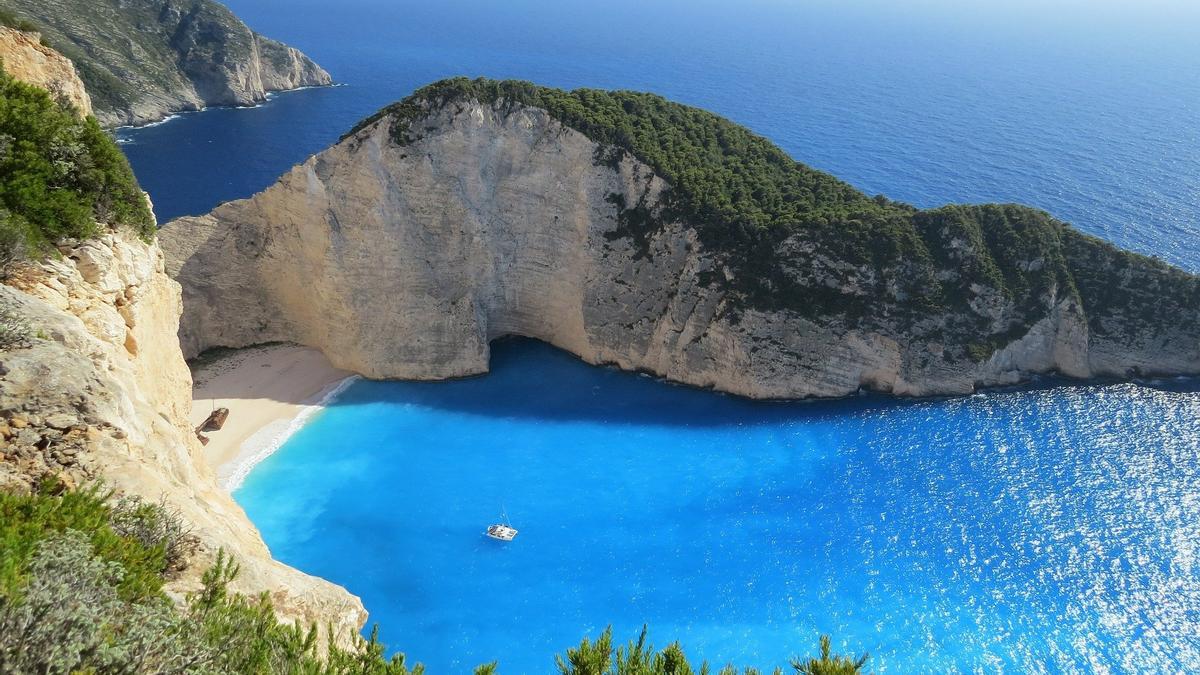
236 340 1200 673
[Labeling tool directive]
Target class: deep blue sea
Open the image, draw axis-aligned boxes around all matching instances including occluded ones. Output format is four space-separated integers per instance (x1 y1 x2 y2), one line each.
120 0 1200 671
123 0 1200 271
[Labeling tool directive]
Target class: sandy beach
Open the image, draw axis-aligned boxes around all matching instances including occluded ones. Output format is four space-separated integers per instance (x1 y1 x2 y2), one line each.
189 343 355 490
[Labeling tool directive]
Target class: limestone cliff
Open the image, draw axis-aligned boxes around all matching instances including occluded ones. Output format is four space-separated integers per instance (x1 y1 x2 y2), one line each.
0 231 365 637
0 0 331 126
0 26 91 116
161 81 1200 399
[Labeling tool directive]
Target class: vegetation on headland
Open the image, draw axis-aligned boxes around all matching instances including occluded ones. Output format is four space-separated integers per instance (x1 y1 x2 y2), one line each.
351 78 1197 354
0 0 329 125
0 67 152 269
1 484 872 674
0 7 38 35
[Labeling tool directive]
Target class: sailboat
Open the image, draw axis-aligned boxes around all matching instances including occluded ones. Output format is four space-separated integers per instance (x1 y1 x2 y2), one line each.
486 507 518 541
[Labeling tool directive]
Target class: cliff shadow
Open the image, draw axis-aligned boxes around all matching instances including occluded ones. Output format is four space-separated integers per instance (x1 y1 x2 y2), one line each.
318 337 1200 428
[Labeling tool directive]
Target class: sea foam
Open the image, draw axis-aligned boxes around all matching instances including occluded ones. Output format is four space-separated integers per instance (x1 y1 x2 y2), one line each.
221 374 361 491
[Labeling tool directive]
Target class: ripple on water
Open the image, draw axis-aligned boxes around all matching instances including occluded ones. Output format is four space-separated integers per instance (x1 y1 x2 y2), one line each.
235 340 1200 673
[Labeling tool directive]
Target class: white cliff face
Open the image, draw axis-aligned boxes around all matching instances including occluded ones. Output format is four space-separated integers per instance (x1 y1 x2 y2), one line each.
161 99 1197 399
0 231 365 638
252 36 331 93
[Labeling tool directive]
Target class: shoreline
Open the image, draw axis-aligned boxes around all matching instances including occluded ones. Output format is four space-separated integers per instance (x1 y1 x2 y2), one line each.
184 342 1200 494
188 343 356 491
220 374 359 492
114 83 342 131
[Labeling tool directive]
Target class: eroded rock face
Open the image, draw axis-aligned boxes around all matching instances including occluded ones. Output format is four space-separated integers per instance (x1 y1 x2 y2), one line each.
1 0 332 127
0 26 92 116
161 99 1199 399
0 231 365 638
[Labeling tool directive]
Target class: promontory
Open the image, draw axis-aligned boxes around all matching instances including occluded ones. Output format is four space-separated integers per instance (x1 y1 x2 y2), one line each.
0 0 331 126
161 78 1200 399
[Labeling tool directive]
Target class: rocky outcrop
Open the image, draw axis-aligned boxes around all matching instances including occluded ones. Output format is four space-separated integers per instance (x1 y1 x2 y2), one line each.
1 0 331 126
251 35 330 94
161 93 1200 399
0 26 92 116
0 231 365 637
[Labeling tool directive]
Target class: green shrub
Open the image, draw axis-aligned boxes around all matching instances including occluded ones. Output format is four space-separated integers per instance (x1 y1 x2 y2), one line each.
0 8 39 33
109 494 196 577
0 208 31 272
0 66 153 263
0 530 212 674
790 635 869 675
553 626 869 675
0 484 167 603
186 550 425 674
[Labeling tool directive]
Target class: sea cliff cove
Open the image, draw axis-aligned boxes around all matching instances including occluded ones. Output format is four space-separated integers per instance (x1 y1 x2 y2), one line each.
2 0 1199 673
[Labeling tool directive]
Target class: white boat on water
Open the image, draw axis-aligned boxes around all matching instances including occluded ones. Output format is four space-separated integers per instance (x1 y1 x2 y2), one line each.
486 523 518 541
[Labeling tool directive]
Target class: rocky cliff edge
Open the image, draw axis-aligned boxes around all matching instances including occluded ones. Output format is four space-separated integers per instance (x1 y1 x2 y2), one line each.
161 88 1200 399
0 231 366 639
0 25 92 116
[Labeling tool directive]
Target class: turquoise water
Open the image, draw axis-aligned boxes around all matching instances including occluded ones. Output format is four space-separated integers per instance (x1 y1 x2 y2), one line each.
237 340 1200 673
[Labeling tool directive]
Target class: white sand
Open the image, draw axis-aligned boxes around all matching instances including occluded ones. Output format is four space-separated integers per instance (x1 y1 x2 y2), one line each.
189 344 356 490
